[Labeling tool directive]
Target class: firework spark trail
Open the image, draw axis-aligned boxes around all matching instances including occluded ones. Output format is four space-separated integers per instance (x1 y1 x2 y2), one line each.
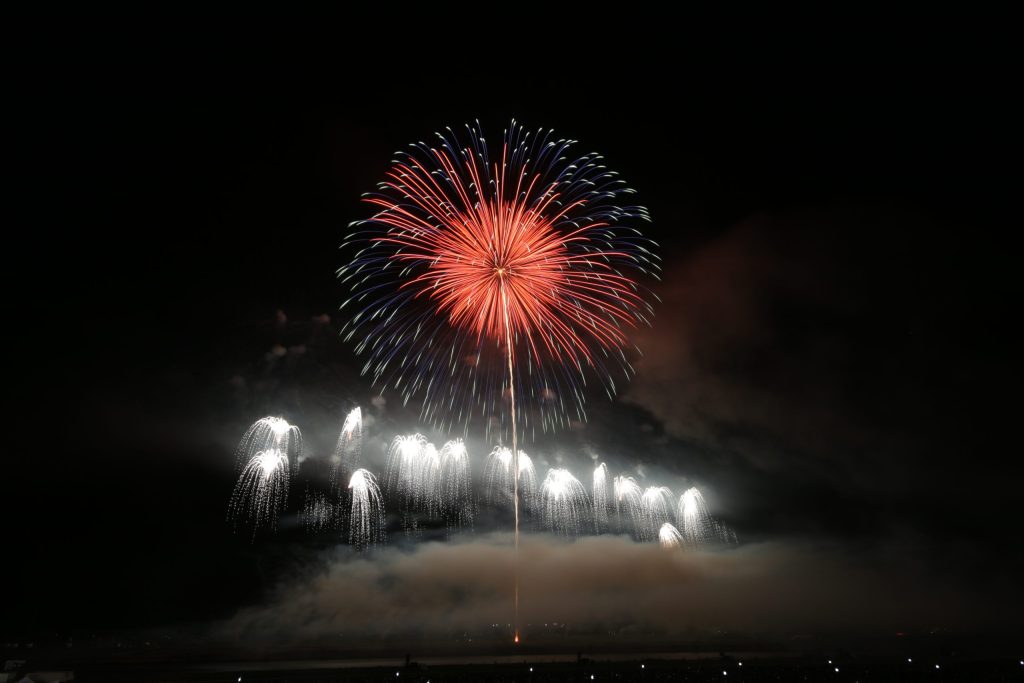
301 487 337 534
516 452 538 516
330 407 362 493
421 441 442 519
235 417 302 471
484 446 537 514
348 468 385 551
613 475 643 538
501 285 521 643
677 486 713 546
641 486 675 542
592 462 610 534
677 487 738 548
540 468 590 536
659 522 684 549
384 434 439 533
439 439 474 534
227 448 289 540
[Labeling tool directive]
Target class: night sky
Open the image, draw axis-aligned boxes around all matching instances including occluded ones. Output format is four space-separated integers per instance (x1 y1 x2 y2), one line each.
8 20 1021 652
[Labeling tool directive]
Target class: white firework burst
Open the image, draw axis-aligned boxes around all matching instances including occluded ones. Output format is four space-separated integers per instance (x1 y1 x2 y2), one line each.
612 475 643 537
348 468 385 550
227 448 289 540
658 522 684 549
540 468 589 536
641 486 675 542
235 416 302 471
439 439 474 533
592 462 610 533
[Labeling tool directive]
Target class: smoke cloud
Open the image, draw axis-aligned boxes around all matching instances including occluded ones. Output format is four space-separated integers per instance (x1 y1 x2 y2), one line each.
218 533 1016 649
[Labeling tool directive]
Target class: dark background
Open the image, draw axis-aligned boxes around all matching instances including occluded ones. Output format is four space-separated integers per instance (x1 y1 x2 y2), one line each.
7 18 1021 645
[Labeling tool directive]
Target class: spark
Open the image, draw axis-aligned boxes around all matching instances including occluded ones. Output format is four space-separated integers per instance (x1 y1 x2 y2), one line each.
677 487 738 547
331 407 362 492
227 448 289 540
540 468 589 535
338 120 658 436
592 462 610 534
613 475 643 538
301 487 337 534
439 439 474 534
658 522 684 549
384 434 440 532
348 468 385 550
234 416 302 471
641 486 675 542
484 446 537 514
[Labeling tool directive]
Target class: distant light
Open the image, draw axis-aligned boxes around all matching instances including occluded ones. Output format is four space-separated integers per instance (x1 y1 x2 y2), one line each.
834 667 839 673
591 676 595 680
907 658 913 663
828 660 832 664
722 671 727 676
529 668 533 672
738 662 743 667
641 664 645 669
935 664 940 669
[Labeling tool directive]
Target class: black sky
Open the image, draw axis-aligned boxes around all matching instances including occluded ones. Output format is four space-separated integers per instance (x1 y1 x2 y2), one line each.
7 19 1021 645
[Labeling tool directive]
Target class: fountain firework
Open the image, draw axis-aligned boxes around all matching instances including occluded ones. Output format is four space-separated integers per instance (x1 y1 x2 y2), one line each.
235 416 302 470
484 446 537 515
227 448 289 540
384 434 427 510
439 439 474 533
421 442 442 518
540 468 589 536
592 462 610 534
301 488 337 533
641 486 675 541
384 434 443 531
612 475 644 537
348 468 385 551
658 522 684 549
677 487 738 547
330 407 362 492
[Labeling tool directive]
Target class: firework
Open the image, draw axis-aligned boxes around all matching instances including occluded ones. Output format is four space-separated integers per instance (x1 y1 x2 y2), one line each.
339 121 658 435
383 434 444 532
439 439 474 534
235 417 302 470
484 446 537 514
348 468 385 550
658 522 684 549
421 441 442 518
540 468 589 536
330 407 362 492
612 475 643 537
592 462 610 534
227 448 289 539
301 487 337 534
384 433 427 511
641 486 675 542
340 121 658 642
677 487 737 547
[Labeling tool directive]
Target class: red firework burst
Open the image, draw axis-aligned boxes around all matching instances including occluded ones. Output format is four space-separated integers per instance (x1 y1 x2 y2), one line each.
340 121 658 432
